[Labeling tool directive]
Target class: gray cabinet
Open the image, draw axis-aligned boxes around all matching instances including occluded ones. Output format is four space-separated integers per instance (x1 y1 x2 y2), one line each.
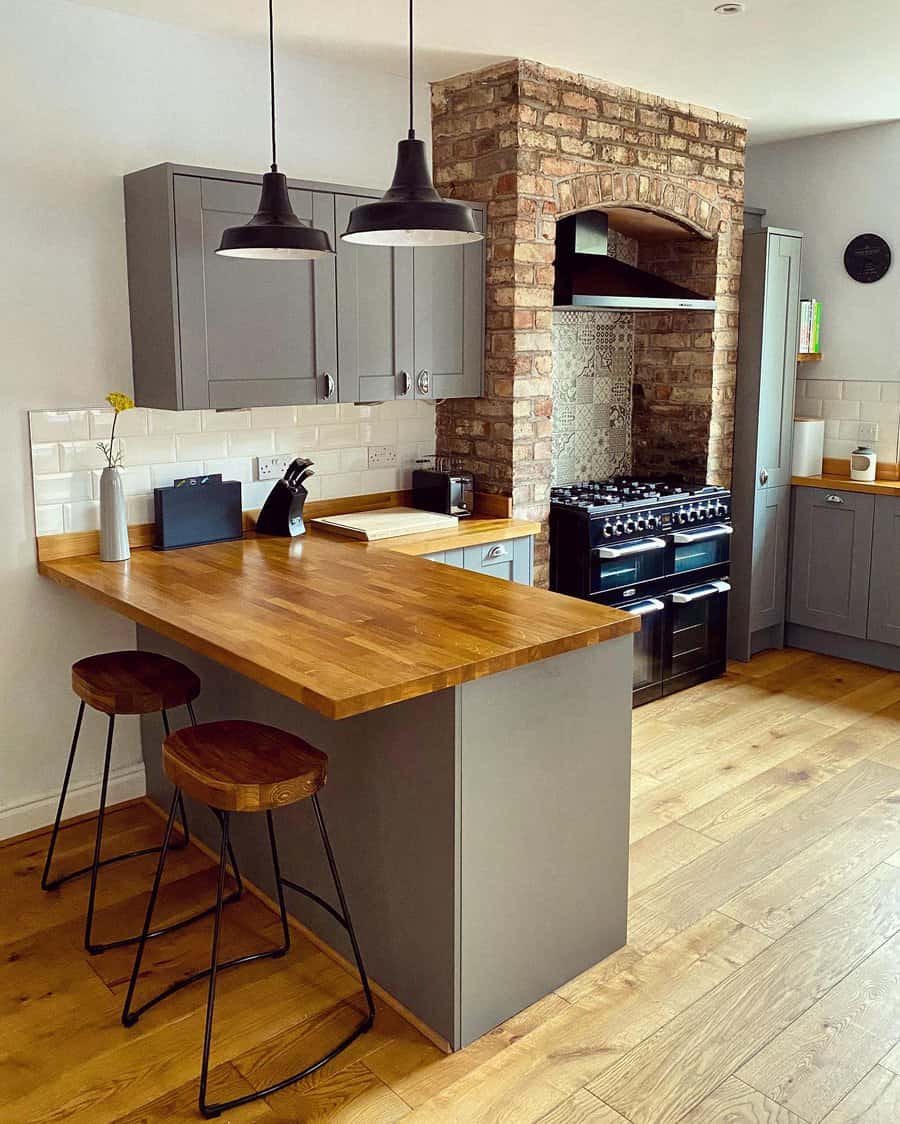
413 209 485 399
422 537 533 585
868 496 900 647
124 164 486 411
729 226 803 659
788 487 874 638
335 195 414 403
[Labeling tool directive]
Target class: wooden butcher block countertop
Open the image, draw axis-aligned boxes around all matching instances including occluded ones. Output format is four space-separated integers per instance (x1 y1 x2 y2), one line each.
39 530 637 720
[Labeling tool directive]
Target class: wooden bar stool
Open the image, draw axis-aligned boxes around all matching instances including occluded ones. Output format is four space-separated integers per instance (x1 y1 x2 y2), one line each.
121 719 374 1119
41 651 242 954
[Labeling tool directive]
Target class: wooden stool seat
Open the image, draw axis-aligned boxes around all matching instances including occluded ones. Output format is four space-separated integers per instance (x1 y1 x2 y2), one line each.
163 720 328 813
72 651 201 716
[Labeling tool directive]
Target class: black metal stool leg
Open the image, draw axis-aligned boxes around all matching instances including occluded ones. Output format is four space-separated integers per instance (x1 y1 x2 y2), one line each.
41 700 86 891
199 812 231 1117
161 709 190 850
266 811 292 957
84 714 116 953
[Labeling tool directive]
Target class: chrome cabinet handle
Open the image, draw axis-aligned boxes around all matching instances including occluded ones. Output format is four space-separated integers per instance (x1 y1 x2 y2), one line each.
322 371 335 400
399 370 411 396
759 468 769 485
416 369 430 396
595 536 666 559
485 544 508 561
624 598 665 617
672 579 731 604
672 524 734 544
825 493 844 504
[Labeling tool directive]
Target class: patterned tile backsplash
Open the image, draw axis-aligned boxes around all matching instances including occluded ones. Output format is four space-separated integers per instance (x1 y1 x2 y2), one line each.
29 401 436 536
795 377 900 465
551 309 634 484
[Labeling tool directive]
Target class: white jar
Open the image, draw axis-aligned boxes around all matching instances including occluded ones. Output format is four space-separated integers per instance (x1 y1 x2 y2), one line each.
849 446 877 483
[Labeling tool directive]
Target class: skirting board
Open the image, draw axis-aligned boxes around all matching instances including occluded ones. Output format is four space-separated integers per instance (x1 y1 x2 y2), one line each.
785 624 900 673
0 763 147 841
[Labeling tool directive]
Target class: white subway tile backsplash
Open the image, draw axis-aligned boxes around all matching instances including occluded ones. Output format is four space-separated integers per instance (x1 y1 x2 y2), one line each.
59 441 109 471
31 444 60 475
859 401 900 425
202 458 255 484
29 410 90 443
150 461 206 489
63 500 101 532
881 383 900 403
376 400 429 419
250 406 296 429
120 435 177 464
309 450 342 475
90 466 152 498
202 409 251 431
339 404 376 421
35 505 64 535
127 495 155 525
320 472 364 500
175 432 229 461
147 409 203 435
241 480 276 510
296 404 340 424
838 420 870 441
226 429 275 458
820 399 861 421
397 418 435 443
844 381 883 402
317 423 360 449
339 447 368 472
805 380 842 400
358 420 399 445
89 408 149 438
273 427 318 455
795 400 822 418
35 472 93 505
364 467 404 493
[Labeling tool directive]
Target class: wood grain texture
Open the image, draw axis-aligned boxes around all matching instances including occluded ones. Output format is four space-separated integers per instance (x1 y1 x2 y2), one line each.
679 1076 807 1123
163 720 328 812
821 1066 900 1123
39 534 636 720
792 471 900 497
71 649 201 715
362 516 540 556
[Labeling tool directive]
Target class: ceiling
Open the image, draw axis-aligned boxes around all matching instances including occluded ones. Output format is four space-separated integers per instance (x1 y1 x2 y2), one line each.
71 0 899 143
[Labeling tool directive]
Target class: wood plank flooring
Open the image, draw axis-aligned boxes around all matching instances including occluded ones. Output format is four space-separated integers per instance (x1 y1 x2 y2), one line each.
1 648 898 1122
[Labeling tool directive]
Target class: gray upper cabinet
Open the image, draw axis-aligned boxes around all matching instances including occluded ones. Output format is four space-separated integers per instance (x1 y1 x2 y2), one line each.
788 487 875 638
868 496 900 647
413 209 485 399
335 195 414 403
124 164 486 410
728 226 803 660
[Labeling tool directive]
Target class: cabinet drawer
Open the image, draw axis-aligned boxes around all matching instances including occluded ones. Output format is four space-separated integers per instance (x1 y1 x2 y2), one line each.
463 537 532 584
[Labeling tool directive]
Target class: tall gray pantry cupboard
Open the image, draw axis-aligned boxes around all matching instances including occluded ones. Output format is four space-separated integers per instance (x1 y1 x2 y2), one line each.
123 164 485 410
728 227 803 660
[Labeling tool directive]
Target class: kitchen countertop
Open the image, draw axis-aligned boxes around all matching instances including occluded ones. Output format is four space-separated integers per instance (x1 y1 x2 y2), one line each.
792 473 900 497
39 525 636 720
355 514 541 555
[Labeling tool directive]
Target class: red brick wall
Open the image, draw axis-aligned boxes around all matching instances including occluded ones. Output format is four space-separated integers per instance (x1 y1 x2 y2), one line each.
431 59 746 584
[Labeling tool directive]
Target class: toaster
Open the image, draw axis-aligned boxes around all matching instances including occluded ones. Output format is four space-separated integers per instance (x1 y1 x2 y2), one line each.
412 467 474 517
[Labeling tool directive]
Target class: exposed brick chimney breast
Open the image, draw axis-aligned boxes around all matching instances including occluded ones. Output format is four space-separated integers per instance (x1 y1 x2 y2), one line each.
431 60 746 585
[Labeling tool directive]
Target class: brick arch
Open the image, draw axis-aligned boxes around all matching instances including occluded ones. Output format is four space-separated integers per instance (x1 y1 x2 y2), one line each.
553 171 722 239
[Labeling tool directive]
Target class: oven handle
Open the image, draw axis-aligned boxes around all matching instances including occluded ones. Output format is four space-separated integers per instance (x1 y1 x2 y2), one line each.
594 536 667 559
671 579 731 604
672 524 734 544
623 597 665 616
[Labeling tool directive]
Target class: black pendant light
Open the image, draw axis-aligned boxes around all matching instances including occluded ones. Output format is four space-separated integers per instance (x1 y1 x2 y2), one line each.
342 1 483 247
217 0 333 260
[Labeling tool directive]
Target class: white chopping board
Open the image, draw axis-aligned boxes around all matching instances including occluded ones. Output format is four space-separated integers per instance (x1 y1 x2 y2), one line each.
312 507 459 541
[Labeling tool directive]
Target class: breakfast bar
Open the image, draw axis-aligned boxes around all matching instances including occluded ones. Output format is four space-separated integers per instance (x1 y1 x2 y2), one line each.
39 525 636 1049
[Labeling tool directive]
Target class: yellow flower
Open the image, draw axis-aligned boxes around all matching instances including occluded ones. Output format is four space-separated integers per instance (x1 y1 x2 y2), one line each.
106 391 135 413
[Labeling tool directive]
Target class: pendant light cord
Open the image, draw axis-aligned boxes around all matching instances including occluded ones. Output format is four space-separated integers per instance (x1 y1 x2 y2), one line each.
408 0 415 139
269 0 278 171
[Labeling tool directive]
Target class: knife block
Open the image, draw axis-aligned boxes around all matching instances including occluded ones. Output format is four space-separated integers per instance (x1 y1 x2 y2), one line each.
255 480 309 537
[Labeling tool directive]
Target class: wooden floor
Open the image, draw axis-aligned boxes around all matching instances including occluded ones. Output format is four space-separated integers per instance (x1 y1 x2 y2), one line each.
2 648 899 1123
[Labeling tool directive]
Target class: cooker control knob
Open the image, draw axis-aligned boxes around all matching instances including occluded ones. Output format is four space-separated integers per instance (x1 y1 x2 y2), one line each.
676 510 688 525
602 523 614 538
625 519 636 533
613 521 625 535
646 515 659 530
716 503 728 518
636 517 647 531
696 505 708 520
687 509 699 523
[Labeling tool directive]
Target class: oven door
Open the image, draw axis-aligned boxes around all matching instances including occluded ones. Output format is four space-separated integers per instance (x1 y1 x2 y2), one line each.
591 536 667 597
664 579 730 694
616 596 665 706
668 523 733 580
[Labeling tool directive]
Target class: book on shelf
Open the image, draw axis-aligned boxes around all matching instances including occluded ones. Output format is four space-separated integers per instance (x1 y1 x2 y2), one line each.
799 298 822 353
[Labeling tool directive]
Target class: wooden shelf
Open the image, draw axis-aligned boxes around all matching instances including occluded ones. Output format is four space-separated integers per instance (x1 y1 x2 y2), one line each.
797 352 823 363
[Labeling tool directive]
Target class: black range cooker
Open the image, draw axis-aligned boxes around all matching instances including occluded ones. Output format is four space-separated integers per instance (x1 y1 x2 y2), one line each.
549 477 732 705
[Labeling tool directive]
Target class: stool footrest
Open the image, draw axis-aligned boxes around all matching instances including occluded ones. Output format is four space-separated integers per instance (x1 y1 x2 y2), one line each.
279 877 348 930
88 886 242 956
42 833 188 892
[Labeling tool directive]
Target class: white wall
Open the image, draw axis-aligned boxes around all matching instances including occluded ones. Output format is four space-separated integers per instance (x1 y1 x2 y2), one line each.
0 0 428 836
746 122 900 388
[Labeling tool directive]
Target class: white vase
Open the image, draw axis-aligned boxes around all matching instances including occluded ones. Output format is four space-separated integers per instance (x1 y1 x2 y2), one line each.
99 466 130 562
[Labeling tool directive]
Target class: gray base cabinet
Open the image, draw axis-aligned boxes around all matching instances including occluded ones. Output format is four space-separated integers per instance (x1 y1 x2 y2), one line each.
868 495 900 647
124 164 485 411
423 536 533 585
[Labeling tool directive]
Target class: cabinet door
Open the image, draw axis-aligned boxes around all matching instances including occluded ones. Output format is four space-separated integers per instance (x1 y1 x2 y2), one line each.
868 495 900 647
788 487 874 637
756 233 802 490
462 537 532 584
413 210 485 399
335 195 414 403
750 484 790 632
174 176 337 410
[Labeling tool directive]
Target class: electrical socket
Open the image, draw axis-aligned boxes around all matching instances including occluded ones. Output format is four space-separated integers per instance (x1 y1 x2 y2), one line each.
368 445 399 468
256 454 293 480
858 422 878 444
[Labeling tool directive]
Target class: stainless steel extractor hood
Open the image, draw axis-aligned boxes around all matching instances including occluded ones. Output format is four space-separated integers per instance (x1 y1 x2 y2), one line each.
553 211 717 311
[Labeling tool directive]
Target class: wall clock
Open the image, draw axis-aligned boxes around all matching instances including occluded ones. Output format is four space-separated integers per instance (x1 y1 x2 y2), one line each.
843 233 892 284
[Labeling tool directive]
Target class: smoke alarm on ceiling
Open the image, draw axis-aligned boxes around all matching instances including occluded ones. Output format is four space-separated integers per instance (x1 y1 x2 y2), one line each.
714 2 745 12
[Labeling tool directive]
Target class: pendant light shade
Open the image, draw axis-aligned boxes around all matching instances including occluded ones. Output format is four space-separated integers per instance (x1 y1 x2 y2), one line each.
342 1 483 248
217 0 333 261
